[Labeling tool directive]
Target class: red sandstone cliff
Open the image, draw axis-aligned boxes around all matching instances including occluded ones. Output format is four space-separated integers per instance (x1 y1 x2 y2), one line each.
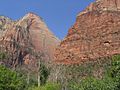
55 0 120 64
0 13 59 67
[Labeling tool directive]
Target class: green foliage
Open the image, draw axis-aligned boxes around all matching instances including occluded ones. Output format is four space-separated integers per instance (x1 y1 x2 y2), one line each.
0 52 7 60
0 65 26 90
67 55 120 90
0 54 119 90
40 63 50 85
110 55 120 90
68 77 117 90
29 83 61 90
54 57 111 85
111 55 120 79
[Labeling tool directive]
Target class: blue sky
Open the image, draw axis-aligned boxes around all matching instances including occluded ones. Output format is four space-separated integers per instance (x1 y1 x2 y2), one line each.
0 0 95 39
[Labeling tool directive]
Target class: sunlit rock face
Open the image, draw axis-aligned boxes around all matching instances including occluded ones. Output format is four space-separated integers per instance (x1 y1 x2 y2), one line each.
77 0 120 16
55 0 120 64
0 16 13 38
0 13 59 67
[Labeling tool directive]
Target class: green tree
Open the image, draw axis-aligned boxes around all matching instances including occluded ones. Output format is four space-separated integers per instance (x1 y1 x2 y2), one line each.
39 63 50 85
0 65 26 90
110 55 120 90
0 52 7 60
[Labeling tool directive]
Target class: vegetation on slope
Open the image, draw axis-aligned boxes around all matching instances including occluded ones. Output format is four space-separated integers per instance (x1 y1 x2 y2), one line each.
0 54 120 90
0 65 26 90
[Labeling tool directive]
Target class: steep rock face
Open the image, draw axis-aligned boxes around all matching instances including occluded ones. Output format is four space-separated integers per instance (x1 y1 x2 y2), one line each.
0 13 59 67
78 0 120 16
24 13 59 59
55 0 120 64
0 16 13 38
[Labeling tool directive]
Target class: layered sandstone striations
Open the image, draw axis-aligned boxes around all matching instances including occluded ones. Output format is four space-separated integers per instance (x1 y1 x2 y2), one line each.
55 0 120 64
0 13 59 67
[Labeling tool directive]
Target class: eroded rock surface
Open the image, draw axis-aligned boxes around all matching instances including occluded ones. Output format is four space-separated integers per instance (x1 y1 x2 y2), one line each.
55 0 120 64
0 13 59 67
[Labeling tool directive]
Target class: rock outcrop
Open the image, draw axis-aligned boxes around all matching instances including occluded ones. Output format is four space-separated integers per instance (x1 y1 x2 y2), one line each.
78 0 120 16
0 13 59 67
55 0 120 64
0 16 13 38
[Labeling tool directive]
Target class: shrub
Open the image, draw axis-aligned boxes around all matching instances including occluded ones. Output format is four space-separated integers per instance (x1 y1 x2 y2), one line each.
68 77 117 90
0 52 7 60
67 55 120 90
29 83 61 90
0 65 26 90
110 55 120 90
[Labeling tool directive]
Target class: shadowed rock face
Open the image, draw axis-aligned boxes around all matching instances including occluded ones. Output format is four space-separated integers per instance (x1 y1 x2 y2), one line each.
0 13 59 67
55 0 120 64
